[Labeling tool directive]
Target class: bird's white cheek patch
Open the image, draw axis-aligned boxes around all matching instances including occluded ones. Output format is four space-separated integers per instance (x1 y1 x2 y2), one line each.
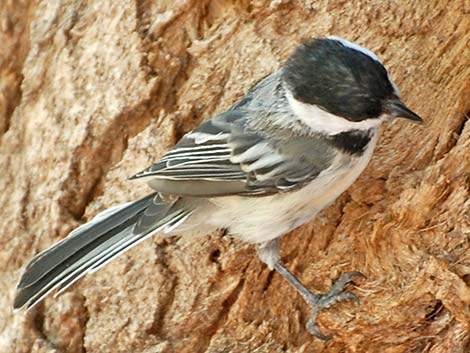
286 91 383 135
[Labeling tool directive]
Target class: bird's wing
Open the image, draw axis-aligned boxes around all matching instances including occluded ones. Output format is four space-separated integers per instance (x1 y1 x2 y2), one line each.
131 108 334 197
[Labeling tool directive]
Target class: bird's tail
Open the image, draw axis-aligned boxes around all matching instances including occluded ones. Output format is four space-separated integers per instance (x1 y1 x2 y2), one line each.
14 192 193 310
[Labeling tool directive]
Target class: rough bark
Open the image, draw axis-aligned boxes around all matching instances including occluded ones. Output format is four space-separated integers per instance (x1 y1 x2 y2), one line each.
1 0 469 352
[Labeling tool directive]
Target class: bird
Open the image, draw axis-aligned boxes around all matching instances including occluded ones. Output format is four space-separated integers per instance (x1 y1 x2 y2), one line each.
14 36 423 340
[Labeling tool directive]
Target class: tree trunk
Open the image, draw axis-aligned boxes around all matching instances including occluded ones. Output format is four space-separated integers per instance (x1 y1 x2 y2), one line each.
1 1 469 352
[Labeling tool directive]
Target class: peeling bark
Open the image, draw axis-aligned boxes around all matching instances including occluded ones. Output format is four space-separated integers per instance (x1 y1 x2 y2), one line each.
0 1 469 352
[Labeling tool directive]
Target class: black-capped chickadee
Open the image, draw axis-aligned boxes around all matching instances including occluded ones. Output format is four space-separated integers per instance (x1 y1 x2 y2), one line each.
14 36 423 339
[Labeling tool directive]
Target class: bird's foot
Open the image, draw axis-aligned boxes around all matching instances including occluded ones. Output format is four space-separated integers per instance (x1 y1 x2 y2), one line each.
272 261 365 340
303 271 365 340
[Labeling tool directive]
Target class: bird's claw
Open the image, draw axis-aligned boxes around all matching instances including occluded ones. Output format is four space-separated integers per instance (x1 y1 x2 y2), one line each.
304 271 365 340
307 313 333 341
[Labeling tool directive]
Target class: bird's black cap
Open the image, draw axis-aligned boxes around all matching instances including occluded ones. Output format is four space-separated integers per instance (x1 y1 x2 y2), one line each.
282 37 420 123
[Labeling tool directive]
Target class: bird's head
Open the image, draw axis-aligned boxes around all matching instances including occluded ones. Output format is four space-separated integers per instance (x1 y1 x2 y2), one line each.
282 37 423 133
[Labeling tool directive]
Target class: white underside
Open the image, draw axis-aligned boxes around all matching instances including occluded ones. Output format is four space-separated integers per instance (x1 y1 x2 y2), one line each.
205 129 379 243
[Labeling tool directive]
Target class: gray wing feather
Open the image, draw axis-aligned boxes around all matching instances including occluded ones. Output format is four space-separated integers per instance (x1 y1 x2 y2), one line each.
131 72 334 197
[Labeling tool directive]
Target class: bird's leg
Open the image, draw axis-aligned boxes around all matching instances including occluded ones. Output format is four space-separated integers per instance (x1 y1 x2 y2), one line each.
257 240 365 340
257 238 282 269
273 261 364 340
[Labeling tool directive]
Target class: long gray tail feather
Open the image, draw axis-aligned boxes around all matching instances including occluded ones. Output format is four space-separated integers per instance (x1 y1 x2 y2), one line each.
14 193 192 310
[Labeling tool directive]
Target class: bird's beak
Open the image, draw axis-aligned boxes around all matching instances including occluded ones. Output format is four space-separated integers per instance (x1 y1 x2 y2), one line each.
385 99 424 124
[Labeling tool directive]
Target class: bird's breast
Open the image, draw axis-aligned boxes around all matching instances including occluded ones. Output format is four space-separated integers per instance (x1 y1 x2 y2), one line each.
208 130 379 244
